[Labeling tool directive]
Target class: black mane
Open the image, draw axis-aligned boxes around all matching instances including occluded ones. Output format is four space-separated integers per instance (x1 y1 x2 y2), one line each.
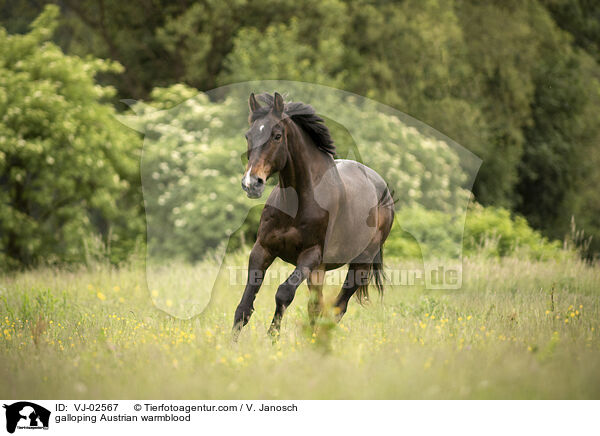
250 93 336 156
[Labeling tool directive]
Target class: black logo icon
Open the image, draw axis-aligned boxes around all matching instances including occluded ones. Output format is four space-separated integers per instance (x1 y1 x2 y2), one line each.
3 402 50 434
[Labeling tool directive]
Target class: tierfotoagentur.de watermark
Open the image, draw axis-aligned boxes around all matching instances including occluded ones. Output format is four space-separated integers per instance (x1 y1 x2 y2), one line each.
228 265 461 288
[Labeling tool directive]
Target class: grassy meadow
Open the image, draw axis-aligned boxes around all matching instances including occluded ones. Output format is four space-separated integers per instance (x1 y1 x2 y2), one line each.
1 252 599 399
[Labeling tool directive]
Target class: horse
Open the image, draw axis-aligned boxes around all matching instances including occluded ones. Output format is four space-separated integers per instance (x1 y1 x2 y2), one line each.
232 92 394 340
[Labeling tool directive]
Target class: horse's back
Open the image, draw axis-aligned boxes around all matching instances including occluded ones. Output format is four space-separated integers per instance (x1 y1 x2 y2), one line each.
334 159 389 197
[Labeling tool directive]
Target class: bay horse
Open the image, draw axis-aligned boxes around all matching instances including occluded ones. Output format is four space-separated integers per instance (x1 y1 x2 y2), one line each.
232 92 394 340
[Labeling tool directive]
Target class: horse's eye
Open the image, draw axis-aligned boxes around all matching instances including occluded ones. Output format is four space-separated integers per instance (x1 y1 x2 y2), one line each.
274 134 282 141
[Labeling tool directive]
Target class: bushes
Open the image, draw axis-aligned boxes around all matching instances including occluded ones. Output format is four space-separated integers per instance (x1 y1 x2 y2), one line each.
385 206 461 260
463 204 565 260
385 203 567 261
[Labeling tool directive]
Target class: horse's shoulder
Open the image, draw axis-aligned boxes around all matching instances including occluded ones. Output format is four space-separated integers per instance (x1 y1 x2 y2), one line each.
264 185 299 218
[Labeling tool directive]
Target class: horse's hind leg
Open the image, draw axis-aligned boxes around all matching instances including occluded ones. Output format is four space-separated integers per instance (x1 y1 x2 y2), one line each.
333 263 371 321
333 197 393 322
307 266 325 328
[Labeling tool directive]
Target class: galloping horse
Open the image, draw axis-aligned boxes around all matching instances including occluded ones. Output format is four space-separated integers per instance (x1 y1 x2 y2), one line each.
232 92 394 340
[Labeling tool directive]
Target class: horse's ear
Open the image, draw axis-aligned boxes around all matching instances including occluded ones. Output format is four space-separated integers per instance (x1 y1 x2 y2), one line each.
273 92 284 118
248 93 261 113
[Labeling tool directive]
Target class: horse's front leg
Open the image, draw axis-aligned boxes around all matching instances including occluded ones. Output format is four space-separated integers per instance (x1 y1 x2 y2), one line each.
232 243 274 341
268 246 322 338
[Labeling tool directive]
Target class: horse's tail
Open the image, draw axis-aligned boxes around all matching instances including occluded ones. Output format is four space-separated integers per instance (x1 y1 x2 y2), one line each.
354 185 393 304
354 247 386 304
372 247 386 297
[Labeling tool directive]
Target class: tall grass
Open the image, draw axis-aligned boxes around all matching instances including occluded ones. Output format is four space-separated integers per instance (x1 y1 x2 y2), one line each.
0 253 598 399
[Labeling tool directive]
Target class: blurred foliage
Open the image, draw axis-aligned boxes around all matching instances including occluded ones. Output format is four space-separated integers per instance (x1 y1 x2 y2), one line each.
220 16 347 88
542 0 600 62
386 204 566 261
1 2 599 266
128 85 254 261
463 204 564 260
0 6 143 269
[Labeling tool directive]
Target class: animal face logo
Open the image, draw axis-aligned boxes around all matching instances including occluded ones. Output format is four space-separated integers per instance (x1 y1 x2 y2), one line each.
3 402 50 434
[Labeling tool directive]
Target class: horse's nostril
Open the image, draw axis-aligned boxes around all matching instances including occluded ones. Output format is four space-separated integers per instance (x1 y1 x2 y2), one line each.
256 177 264 185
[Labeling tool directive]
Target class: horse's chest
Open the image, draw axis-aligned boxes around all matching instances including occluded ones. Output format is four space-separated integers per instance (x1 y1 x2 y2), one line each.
261 225 303 262
259 209 327 264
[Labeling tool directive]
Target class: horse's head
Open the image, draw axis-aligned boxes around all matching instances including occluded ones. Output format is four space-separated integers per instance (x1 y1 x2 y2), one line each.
241 92 288 198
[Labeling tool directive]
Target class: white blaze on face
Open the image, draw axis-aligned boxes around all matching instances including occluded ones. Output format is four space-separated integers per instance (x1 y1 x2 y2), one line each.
242 165 253 188
259 124 265 132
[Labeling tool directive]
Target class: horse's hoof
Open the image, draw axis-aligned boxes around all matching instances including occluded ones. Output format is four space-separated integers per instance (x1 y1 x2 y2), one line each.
231 325 242 343
267 327 280 343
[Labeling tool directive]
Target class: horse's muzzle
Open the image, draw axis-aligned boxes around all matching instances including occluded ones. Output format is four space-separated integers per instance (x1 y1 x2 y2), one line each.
241 174 265 198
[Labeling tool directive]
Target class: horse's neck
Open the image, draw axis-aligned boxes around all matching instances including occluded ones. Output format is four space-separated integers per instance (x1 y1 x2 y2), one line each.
279 122 334 201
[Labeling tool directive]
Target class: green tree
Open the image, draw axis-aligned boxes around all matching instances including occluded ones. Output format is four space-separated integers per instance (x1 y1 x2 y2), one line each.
219 17 346 87
542 0 600 62
457 1 600 253
0 6 143 268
